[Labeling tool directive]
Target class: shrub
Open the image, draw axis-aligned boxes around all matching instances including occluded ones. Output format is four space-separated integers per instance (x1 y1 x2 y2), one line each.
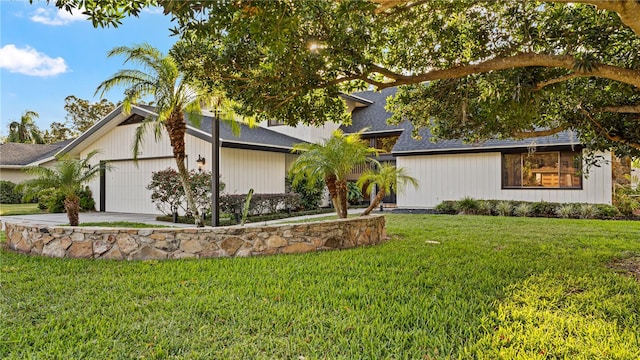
595 204 620 219
530 201 558 217
495 201 513 216
347 181 364 205
286 173 324 211
36 187 95 213
0 180 23 204
78 187 96 211
435 201 458 215
220 193 300 216
147 168 225 216
514 203 532 217
556 204 576 219
577 204 599 219
477 200 493 215
456 197 479 215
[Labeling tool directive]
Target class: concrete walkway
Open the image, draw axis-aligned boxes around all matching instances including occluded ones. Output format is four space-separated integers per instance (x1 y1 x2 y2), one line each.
1 208 375 230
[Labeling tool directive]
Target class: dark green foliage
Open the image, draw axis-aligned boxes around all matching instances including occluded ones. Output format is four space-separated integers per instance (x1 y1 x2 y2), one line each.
147 169 225 216
37 188 95 213
347 181 363 205
286 173 324 211
530 201 559 217
456 196 480 215
595 204 621 218
435 200 458 215
78 187 96 211
0 181 23 204
220 193 301 216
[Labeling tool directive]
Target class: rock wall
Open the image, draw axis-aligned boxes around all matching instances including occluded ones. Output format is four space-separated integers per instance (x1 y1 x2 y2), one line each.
3 215 386 260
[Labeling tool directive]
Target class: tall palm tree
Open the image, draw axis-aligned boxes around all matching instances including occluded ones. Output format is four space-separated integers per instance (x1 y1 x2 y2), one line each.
95 43 216 226
290 130 378 218
21 151 102 226
7 110 44 144
357 162 419 216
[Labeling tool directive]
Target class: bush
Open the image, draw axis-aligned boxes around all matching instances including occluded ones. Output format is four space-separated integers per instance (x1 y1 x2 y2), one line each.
456 197 479 215
347 181 364 205
595 204 620 219
555 204 576 219
495 201 513 216
78 187 96 211
286 173 324 211
577 204 599 219
435 201 458 214
37 187 95 213
514 203 532 217
477 200 493 215
220 193 300 216
530 201 558 217
0 180 23 204
147 168 225 216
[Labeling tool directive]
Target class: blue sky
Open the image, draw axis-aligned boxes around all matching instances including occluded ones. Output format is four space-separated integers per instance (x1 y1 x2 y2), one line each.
0 1 176 138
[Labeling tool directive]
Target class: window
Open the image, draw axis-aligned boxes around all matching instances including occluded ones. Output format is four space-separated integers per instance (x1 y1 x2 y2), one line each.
374 135 400 153
502 151 582 189
267 119 286 127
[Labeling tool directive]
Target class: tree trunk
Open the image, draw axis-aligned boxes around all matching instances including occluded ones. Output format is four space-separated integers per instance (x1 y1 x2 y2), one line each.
325 174 342 217
64 194 80 226
166 111 202 226
362 188 386 216
336 179 348 218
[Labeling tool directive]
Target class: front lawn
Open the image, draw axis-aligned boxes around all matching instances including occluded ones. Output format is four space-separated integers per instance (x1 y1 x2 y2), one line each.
0 203 42 216
1 215 639 359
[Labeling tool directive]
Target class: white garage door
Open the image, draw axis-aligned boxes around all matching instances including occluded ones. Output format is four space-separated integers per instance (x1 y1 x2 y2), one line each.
104 158 177 214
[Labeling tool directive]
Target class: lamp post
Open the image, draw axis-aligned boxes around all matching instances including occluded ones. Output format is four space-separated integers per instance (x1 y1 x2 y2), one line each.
211 111 220 227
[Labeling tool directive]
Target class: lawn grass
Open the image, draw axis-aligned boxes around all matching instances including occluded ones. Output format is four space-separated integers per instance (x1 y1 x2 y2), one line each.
0 203 42 216
1 214 639 359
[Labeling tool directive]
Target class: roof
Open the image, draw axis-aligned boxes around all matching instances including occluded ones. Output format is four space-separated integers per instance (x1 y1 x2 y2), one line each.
58 104 303 157
341 87 581 155
0 140 73 166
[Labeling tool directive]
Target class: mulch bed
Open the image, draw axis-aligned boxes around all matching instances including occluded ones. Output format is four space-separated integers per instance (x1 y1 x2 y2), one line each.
608 256 640 282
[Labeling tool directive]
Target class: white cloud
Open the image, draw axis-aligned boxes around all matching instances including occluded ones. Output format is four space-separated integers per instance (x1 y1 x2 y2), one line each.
0 45 68 77
30 7 88 26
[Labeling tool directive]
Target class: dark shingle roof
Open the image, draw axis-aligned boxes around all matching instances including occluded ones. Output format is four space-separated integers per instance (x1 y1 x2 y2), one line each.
0 140 73 166
187 113 305 152
341 87 581 154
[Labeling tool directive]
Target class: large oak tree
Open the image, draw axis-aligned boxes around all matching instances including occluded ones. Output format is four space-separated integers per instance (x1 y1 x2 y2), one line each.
39 0 640 157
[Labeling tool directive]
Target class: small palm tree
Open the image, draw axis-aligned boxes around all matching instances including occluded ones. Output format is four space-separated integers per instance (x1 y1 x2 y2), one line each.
95 43 218 226
357 162 418 216
21 151 102 226
290 130 378 218
7 110 44 144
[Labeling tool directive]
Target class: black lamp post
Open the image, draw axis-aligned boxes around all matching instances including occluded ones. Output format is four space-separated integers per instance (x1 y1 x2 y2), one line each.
211 111 220 227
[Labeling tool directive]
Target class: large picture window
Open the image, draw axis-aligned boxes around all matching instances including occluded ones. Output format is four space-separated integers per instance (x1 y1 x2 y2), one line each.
502 151 582 189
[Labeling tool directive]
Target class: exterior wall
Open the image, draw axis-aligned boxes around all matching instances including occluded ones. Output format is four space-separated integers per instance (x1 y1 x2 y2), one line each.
397 151 613 208
81 123 287 214
258 121 340 144
4 215 386 260
0 159 58 184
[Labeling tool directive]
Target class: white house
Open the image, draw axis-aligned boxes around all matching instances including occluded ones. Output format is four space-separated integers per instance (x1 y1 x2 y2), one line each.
0 140 72 183
55 104 302 214
340 88 617 208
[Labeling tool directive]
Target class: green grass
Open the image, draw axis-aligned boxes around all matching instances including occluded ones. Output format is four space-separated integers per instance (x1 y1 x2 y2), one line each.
1 215 639 359
0 203 43 216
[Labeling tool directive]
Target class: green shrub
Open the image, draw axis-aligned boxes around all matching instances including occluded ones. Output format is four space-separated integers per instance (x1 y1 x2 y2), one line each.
477 200 493 215
577 204 599 219
456 196 479 215
286 173 324 211
435 200 458 214
555 204 576 218
347 181 364 205
78 187 96 211
495 201 513 216
530 201 558 217
514 203 532 217
595 204 620 219
220 193 300 216
0 180 23 204
36 187 95 213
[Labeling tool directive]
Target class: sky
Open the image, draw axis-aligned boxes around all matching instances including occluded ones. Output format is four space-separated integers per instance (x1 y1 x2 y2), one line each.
0 1 176 138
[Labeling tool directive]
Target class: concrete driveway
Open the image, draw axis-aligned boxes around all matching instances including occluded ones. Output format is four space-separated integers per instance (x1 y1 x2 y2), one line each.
1 212 194 230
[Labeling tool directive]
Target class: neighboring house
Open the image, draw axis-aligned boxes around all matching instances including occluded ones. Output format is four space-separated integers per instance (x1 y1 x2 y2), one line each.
56 104 302 214
0 140 72 183
339 87 617 208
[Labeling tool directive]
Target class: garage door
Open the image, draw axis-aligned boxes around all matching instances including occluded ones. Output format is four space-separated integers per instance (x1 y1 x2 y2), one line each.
103 158 177 214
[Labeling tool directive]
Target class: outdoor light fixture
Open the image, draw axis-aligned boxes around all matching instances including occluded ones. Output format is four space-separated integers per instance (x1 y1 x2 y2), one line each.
196 155 206 172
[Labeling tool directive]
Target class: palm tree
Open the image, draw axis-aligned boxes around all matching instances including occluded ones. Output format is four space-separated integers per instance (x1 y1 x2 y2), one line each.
7 110 44 144
95 43 216 226
21 151 102 226
290 130 378 218
357 162 419 216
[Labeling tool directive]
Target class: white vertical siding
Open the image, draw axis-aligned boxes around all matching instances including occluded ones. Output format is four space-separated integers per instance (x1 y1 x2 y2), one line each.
80 123 287 214
397 151 612 208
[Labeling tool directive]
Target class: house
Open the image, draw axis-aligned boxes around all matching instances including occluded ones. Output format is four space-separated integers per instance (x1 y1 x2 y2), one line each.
339 87 618 208
55 104 302 214
0 140 72 183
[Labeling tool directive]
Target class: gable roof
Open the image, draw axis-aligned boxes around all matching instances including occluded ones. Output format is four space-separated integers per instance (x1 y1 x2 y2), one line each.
341 87 581 155
0 140 73 167
59 104 303 157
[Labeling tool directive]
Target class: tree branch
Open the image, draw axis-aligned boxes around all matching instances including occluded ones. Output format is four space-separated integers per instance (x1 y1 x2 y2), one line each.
546 0 640 36
581 108 640 151
533 74 583 90
595 105 640 113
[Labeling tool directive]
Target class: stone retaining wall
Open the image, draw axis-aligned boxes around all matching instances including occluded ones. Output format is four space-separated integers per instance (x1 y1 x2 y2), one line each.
3 215 385 260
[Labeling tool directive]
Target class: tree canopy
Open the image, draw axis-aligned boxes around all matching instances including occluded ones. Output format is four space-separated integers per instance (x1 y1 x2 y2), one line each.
39 0 640 157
